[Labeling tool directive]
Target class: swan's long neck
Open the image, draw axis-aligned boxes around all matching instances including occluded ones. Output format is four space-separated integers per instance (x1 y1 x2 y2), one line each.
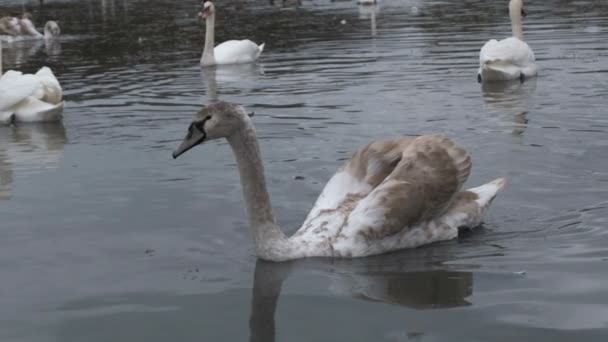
201 13 216 65
44 26 53 40
509 1 524 40
227 120 287 251
21 19 43 37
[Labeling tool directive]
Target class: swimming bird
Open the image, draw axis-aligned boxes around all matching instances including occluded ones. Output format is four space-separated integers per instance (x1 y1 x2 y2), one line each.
477 0 537 82
172 102 506 262
0 13 60 42
0 40 64 124
198 1 265 66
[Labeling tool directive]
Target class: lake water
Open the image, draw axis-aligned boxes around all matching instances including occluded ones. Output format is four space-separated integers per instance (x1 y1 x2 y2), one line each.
1 0 607 341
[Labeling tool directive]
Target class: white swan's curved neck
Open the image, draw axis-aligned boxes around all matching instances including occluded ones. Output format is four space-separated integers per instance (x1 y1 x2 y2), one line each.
509 1 524 40
227 120 287 251
201 13 216 65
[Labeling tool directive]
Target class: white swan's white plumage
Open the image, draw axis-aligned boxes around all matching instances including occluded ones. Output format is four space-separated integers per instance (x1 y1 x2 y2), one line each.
198 1 264 66
0 41 64 124
478 0 537 82
172 102 507 262
211 40 265 65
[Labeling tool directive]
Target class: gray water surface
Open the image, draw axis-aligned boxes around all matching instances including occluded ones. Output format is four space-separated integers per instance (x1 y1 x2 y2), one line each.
1 0 608 341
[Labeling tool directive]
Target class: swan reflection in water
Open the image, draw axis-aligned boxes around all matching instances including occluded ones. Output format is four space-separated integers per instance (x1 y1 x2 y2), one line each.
481 78 537 137
200 63 264 102
0 37 62 66
50 250 473 341
0 123 67 200
250 259 472 342
358 3 379 37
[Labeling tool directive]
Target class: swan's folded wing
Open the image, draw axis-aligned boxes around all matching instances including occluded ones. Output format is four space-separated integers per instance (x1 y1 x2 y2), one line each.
35 67 63 104
298 136 416 232
480 37 535 67
214 40 262 64
341 135 472 239
0 71 41 112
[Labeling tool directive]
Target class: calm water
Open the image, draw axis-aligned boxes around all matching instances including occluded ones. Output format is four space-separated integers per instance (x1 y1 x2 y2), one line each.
1 0 608 340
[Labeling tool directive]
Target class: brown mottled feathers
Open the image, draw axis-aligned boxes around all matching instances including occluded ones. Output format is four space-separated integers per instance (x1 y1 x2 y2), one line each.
340 136 416 189
341 134 472 240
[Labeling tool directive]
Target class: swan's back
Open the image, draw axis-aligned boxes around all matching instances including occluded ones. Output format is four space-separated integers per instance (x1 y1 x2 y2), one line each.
479 37 537 81
480 37 535 66
288 135 503 258
0 68 64 123
214 40 264 65
34 67 63 104
0 71 40 111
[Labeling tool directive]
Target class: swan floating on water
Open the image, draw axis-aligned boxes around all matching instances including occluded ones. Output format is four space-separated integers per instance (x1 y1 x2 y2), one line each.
0 13 60 43
172 102 506 262
478 0 537 82
0 41 64 124
198 1 265 66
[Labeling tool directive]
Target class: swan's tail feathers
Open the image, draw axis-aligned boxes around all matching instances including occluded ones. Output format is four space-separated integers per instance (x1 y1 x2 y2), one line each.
256 43 265 59
442 178 506 230
480 60 521 82
467 178 506 211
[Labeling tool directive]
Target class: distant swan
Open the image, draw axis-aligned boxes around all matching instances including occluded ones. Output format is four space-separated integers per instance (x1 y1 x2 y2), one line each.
198 1 265 66
478 0 537 82
0 13 60 42
0 41 64 124
172 102 506 262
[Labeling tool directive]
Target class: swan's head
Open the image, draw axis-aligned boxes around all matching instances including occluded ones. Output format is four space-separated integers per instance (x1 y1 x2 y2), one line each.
198 1 215 19
172 102 254 159
44 21 61 37
509 0 526 18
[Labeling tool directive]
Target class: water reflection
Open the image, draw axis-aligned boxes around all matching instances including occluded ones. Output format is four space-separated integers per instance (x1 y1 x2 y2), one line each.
200 64 264 102
0 38 62 66
268 0 301 8
481 79 537 137
250 260 472 342
49 256 473 342
0 123 67 201
358 4 379 37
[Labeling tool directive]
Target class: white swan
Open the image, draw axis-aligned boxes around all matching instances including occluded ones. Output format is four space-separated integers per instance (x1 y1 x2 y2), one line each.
172 102 506 262
0 14 60 43
198 1 265 66
0 41 64 124
477 0 537 82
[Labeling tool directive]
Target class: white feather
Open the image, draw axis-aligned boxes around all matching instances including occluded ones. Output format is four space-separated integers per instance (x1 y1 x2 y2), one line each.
0 66 64 124
478 37 536 81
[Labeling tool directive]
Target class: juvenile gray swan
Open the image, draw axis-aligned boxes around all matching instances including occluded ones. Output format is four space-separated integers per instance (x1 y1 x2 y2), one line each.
173 102 506 261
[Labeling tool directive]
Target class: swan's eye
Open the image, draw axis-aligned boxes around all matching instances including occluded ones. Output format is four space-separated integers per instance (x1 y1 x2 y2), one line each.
194 116 211 132
521 8 527 17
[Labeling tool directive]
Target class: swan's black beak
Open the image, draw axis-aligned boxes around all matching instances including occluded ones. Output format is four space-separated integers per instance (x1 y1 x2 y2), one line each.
521 8 527 17
172 122 206 159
